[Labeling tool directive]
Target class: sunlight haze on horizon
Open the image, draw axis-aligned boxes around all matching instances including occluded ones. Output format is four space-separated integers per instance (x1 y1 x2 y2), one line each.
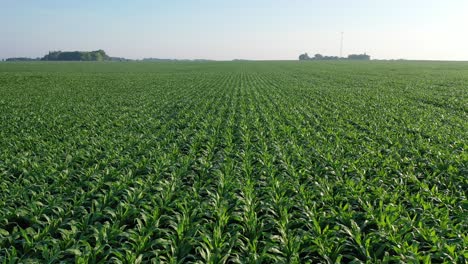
1 0 468 61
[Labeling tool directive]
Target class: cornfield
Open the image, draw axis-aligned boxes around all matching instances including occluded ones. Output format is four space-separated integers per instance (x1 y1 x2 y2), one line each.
0 61 466 263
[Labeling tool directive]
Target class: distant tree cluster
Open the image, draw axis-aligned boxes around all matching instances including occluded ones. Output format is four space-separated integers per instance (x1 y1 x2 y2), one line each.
347 54 371 60
42 50 110 61
5 57 40 62
299 53 370 61
142 58 214 62
109 57 133 62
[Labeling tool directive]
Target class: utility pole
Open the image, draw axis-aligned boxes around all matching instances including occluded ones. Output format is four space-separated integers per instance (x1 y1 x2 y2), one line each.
340 32 344 58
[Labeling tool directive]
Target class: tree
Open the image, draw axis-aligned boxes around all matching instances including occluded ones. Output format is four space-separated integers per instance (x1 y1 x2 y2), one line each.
299 53 310 60
314 54 324 60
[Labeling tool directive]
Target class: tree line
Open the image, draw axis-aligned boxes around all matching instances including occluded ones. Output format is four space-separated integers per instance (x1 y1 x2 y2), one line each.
299 53 370 61
4 50 111 61
42 50 110 61
5 57 40 62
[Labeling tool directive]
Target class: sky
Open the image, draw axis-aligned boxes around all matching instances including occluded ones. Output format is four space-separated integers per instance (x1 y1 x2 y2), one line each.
1 0 468 61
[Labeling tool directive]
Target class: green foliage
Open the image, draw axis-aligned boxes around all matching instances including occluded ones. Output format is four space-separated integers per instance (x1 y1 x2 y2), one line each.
0 61 466 262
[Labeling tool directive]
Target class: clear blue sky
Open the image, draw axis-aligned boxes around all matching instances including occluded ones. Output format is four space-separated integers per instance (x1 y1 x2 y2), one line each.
1 0 467 60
